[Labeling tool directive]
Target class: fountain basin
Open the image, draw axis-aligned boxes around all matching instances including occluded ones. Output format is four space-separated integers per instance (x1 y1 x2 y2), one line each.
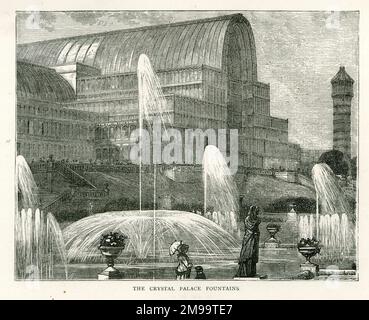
64 210 240 263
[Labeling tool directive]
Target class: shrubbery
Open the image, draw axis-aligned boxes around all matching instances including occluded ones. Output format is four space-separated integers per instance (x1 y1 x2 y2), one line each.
103 198 156 212
172 203 207 212
53 208 89 222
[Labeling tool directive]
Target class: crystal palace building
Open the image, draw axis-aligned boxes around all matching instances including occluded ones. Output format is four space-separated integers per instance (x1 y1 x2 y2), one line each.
16 14 301 170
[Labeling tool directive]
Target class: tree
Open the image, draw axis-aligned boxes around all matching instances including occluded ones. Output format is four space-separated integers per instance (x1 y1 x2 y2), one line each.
318 150 349 176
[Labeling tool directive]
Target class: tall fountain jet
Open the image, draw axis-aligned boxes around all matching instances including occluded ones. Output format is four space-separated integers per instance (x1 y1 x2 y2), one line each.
63 55 241 275
312 163 350 216
137 54 172 210
299 163 355 261
16 155 38 209
15 155 67 279
137 54 172 261
16 208 68 279
202 145 239 234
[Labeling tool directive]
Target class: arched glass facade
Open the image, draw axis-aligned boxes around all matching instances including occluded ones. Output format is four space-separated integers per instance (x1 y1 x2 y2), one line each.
17 14 300 169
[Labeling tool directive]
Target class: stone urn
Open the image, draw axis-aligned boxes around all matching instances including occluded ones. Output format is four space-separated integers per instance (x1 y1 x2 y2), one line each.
265 223 280 248
297 238 321 275
298 246 320 264
98 232 127 280
98 246 124 280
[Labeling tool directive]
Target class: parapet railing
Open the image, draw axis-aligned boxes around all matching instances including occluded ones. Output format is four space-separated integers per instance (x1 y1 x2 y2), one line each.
41 188 109 213
29 162 49 172
41 190 72 212
54 162 97 189
73 189 109 199
30 161 311 180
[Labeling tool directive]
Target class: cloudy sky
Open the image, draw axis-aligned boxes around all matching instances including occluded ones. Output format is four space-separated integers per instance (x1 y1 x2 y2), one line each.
16 11 359 154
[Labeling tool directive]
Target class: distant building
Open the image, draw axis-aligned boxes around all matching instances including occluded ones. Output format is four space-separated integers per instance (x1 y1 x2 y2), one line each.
17 14 300 169
331 66 354 159
300 148 328 164
16 61 106 161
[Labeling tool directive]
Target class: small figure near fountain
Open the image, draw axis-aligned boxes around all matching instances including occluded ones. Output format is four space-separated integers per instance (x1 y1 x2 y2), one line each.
170 240 193 280
195 266 207 279
235 206 261 278
88 201 94 215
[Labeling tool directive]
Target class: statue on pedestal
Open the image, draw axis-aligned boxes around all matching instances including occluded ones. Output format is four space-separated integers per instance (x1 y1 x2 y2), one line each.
235 205 261 278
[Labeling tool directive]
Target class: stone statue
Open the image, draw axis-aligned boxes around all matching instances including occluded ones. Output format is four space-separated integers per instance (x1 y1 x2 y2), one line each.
235 205 261 277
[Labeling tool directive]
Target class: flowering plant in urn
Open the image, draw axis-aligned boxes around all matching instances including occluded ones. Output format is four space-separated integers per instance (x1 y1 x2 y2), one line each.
297 237 321 264
98 232 128 280
99 232 127 248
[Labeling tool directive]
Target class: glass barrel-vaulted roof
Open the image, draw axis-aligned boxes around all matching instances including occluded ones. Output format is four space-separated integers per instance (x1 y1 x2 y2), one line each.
17 61 75 101
17 14 257 82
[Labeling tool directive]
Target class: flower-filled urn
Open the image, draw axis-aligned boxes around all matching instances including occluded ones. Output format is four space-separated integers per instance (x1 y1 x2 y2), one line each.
297 237 321 276
98 232 128 280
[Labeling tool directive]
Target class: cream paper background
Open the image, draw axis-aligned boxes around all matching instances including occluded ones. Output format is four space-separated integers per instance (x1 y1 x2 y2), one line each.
0 0 368 300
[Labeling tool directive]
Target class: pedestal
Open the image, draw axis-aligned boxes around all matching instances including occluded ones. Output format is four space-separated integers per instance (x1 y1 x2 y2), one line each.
300 262 319 275
98 266 122 280
264 241 279 249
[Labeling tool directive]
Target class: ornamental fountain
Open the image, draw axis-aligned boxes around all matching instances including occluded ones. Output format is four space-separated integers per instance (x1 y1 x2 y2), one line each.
63 55 240 279
297 163 355 274
15 155 68 280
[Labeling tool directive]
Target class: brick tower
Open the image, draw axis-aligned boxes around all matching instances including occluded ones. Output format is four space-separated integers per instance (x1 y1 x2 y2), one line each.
331 66 354 159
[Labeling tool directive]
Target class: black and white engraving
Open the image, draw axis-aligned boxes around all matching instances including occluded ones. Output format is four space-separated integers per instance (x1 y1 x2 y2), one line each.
15 11 358 281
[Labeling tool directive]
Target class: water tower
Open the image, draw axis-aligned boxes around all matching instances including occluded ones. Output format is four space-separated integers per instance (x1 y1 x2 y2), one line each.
331 66 354 159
